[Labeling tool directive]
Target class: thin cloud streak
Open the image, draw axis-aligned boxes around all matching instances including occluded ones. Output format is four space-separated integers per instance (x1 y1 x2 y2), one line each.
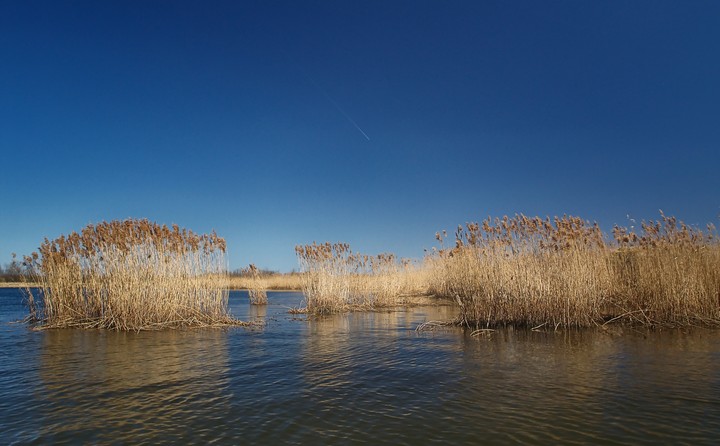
302 72 371 141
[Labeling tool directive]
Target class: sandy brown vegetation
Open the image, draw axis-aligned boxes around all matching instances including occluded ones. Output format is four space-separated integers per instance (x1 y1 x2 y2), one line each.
0 282 35 288
15 211 717 330
294 242 424 314
227 272 304 291
21 219 246 330
243 264 268 305
608 214 720 326
426 213 720 329
292 213 720 328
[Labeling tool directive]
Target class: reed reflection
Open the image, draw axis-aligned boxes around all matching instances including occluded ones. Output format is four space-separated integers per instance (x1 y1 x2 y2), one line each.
38 328 231 443
455 328 720 443
301 302 463 382
248 303 267 322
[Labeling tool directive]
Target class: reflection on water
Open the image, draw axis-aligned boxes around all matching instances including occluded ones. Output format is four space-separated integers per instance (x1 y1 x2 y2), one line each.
37 329 231 444
297 305 466 444
453 329 720 444
248 303 268 321
2 289 720 444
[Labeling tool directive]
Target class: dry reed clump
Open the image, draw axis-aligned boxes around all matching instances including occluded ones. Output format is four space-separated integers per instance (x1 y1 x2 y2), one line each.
21 219 246 330
425 213 720 329
609 212 720 326
244 264 268 305
294 242 416 314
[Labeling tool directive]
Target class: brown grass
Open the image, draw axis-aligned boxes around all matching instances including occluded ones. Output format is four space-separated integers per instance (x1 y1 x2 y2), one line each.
17 211 717 330
425 213 720 328
0 282 37 288
294 242 424 314
243 264 268 305
227 272 304 291
21 219 247 330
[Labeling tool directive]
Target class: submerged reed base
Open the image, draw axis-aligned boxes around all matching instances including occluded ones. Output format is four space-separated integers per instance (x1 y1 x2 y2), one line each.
21 219 247 330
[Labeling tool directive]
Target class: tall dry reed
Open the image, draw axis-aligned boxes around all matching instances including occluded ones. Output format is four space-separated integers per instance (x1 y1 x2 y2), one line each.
294 242 418 314
21 219 245 330
244 263 268 304
609 213 720 326
425 213 720 328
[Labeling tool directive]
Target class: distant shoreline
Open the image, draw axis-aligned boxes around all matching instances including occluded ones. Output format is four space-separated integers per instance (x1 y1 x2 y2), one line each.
0 282 33 288
0 282 301 292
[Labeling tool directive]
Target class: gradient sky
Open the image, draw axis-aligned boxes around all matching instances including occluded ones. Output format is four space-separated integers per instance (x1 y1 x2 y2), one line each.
1 1 719 272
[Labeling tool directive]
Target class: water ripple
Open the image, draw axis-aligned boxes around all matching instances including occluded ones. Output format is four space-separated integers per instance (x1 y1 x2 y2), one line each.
1 290 720 444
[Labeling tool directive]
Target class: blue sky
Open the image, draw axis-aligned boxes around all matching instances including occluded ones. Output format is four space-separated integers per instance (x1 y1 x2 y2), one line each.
1 1 719 272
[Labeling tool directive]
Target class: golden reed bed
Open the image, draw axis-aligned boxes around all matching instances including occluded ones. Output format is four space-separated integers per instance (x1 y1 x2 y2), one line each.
19 219 246 330
428 213 720 328
295 213 720 328
294 242 430 314
14 212 720 330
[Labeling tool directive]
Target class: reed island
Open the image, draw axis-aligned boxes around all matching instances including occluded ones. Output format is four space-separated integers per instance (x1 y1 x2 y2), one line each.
20 219 245 330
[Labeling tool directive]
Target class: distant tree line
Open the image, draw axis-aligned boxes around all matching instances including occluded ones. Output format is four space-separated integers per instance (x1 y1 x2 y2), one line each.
0 258 28 282
229 268 298 277
0 259 298 281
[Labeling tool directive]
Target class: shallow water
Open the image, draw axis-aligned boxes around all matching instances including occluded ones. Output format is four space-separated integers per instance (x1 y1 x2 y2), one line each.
1 288 720 444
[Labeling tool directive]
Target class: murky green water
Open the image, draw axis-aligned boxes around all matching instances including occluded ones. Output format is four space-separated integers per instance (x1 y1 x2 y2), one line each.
1 287 719 444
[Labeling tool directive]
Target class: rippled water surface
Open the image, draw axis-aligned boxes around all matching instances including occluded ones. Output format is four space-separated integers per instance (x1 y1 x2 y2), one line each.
2 288 720 444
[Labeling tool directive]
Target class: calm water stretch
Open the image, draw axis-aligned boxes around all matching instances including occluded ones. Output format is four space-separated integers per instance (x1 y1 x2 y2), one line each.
1 288 720 444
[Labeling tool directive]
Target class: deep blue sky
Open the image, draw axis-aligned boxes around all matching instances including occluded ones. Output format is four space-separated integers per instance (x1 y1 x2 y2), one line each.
1 1 719 272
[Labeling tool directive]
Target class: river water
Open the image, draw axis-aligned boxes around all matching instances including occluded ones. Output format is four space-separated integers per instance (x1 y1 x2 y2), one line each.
1 287 719 444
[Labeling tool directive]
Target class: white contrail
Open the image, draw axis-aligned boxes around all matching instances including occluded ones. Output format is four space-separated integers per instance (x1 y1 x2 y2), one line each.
304 74 371 141
323 93 371 141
